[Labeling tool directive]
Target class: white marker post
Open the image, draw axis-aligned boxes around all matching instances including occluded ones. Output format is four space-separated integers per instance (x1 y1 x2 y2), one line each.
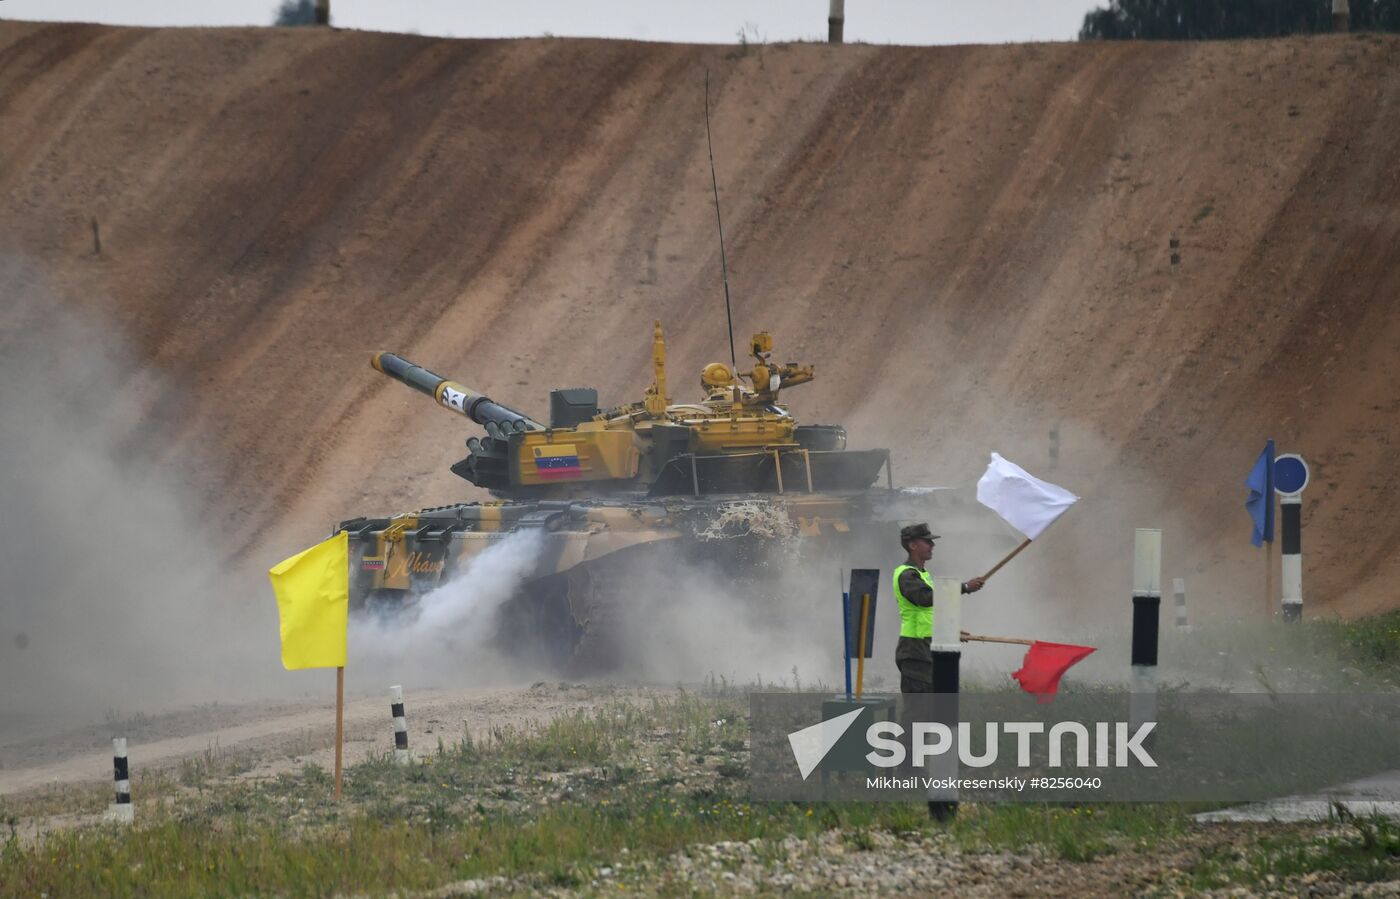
1274 454 1310 623
1130 530 1161 734
390 685 411 765
106 738 134 824
928 576 963 821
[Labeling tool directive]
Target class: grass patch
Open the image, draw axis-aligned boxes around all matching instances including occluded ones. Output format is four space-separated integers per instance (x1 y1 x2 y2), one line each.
1310 610 1400 672
1192 811 1400 889
951 802 1196 862
2 772 928 895
177 741 255 789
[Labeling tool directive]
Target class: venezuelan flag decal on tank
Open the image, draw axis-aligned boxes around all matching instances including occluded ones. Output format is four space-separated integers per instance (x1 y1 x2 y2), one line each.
533 444 582 480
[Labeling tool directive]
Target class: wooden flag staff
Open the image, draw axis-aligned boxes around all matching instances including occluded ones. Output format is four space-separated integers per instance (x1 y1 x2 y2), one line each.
334 667 345 800
980 538 1032 582
961 630 1034 647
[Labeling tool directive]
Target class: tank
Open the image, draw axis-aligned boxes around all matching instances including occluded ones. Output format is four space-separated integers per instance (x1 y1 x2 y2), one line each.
337 322 990 672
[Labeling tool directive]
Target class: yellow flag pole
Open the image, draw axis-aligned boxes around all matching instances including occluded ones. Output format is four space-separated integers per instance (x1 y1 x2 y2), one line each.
334 666 344 800
981 537 1032 581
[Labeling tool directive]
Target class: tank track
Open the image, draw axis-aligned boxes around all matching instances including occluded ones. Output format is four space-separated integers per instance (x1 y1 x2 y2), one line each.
564 562 626 675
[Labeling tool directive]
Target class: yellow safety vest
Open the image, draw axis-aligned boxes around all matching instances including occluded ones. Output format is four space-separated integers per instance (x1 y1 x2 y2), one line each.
892 564 934 639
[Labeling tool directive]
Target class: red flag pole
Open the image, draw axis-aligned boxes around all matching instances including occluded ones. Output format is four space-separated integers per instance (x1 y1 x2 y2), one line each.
854 594 871 698
960 630 1034 646
334 666 344 800
981 538 1032 582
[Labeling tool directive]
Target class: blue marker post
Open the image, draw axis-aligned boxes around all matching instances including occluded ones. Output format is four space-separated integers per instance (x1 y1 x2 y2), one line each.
1274 453 1310 622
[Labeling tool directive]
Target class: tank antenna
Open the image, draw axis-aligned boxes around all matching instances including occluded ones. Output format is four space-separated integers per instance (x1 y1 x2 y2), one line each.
704 70 738 368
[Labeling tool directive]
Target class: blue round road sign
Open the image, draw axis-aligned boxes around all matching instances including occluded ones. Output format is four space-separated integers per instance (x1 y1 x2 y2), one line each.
1274 453 1309 495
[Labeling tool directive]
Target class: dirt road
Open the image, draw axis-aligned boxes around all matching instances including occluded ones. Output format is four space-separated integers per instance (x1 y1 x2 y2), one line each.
0 683 665 797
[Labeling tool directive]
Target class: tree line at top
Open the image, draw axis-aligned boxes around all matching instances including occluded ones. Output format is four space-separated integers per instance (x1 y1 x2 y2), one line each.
273 0 1400 39
1080 0 1400 39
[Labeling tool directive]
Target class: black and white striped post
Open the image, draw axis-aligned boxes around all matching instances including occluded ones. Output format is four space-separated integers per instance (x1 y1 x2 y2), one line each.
928 576 962 821
106 737 133 824
1280 498 1303 622
1274 453 1309 623
390 685 411 765
1173 577 1188 630
1130 529 1161 734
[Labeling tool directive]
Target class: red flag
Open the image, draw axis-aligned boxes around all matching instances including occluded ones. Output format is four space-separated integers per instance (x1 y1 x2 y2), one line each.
1012 641 1096 703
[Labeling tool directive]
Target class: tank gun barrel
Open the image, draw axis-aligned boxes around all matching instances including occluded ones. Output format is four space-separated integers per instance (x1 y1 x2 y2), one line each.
372 352 543 435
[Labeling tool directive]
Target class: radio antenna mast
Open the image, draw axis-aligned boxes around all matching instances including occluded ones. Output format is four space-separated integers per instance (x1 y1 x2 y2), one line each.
704 70 737 368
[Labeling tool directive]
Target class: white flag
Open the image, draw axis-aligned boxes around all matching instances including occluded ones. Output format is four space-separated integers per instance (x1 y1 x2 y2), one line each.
975 452 1078 540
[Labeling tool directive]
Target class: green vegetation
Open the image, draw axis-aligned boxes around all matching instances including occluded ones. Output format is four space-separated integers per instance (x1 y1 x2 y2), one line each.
0 692 932 896
272 0 316 27
1191 810 1400 888
947 801 1201 863
1311 609 1400 671
1081 0 1400 40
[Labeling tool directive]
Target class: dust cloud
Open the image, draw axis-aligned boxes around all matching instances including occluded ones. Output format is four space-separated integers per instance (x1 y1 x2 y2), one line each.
0 264 296 738
617 548 842 689
346 531 545 689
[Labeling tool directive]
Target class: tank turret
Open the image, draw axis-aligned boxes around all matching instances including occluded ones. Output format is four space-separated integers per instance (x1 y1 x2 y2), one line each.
373 323 888 498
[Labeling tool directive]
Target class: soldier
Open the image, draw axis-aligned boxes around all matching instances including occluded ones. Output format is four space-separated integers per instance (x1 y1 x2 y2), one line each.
893 523 984 693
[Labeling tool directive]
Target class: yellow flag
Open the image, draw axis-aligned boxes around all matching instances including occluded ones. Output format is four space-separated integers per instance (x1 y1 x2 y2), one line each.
269 531 349 670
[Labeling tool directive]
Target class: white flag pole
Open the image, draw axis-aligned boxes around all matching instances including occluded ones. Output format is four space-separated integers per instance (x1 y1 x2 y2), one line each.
981 537 1032 582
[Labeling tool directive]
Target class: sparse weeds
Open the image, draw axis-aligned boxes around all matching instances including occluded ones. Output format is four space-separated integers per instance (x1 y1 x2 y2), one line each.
0 782 110 821
177 741 253 789
1312 610 1400 673
1191 812 1400 888
951 802 1193 861
1156 610 1400 692
730 21 767 61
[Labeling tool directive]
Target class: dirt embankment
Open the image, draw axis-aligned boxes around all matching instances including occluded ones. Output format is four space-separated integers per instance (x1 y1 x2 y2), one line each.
0 23 1397 616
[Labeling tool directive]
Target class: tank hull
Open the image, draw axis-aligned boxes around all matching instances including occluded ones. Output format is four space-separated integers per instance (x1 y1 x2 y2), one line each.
338 487 1011 674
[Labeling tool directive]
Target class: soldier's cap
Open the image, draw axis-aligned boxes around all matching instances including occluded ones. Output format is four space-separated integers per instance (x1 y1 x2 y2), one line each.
900 522 941 543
